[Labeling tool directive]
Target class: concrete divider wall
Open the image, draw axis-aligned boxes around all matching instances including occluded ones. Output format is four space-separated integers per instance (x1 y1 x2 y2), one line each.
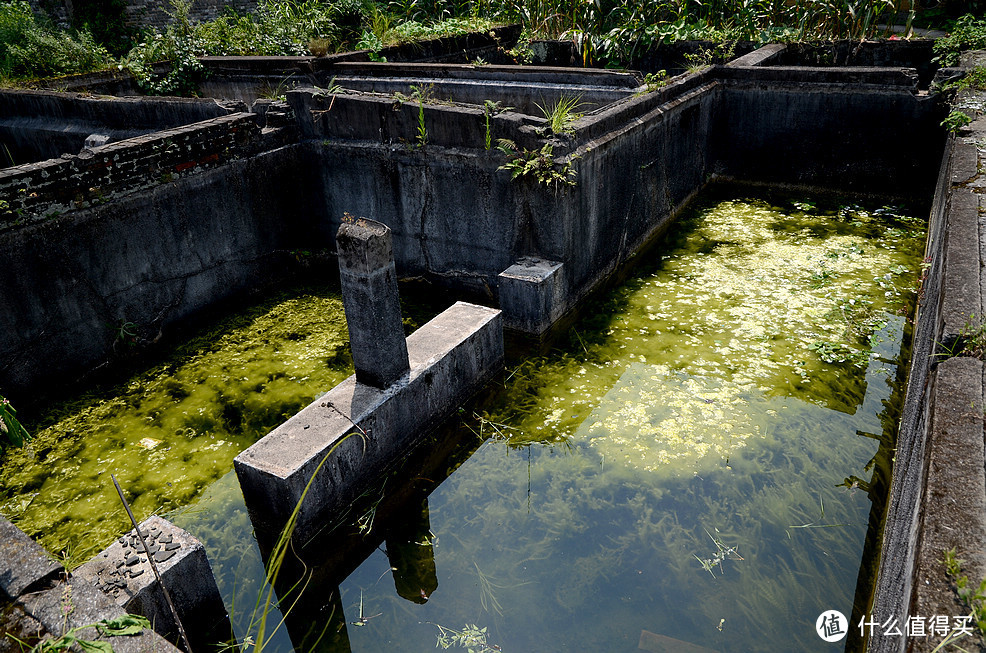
0 90 247 166
0 144 321 405
0 113 282 229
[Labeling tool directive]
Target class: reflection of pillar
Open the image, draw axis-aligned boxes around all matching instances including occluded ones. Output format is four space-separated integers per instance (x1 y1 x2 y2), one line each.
385 497 438 604
336 216 410 389
280 581 352 653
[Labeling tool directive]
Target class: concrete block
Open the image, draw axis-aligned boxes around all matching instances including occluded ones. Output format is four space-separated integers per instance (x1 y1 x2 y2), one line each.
498 258 566 335
234 301 503 543
0 517 63 599
942 188 982 345
75 516 229 649
336 217 410 389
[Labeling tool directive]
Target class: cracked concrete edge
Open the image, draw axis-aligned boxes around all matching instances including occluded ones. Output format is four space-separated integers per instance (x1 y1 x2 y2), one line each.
0 517 180 653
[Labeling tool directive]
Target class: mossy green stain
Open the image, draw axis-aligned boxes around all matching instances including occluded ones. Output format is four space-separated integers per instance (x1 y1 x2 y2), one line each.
0 288 353 566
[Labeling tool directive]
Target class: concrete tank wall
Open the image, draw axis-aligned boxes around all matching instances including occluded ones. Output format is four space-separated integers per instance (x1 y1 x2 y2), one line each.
0 144 320 405
0 51 949 401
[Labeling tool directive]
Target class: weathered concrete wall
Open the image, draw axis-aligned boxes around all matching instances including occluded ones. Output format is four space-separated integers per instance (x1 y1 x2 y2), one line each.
0 47 949 398
868 109 986 652
0 90 247 167
713 66 945 197
0 142 320 406
292 61 940 332
27 0 259 29
0 112 284 225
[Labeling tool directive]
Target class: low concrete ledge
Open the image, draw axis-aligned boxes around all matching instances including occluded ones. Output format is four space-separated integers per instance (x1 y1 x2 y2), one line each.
234 301 503 542
941 188 982 344
909 356 986 652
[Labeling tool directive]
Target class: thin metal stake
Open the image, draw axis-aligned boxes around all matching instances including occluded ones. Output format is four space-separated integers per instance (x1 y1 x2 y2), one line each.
111 474 194 653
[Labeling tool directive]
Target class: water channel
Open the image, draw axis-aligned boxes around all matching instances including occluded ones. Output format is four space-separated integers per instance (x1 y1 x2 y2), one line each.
1 186 926 652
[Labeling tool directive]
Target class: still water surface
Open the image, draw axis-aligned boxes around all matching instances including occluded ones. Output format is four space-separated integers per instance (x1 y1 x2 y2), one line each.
174 189 925 653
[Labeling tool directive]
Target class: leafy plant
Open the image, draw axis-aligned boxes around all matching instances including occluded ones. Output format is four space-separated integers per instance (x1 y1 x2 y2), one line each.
942 109 974 132
934 14 986 67
121 0 204 96
535 94 583 135
641 70 668 92
0 394 30 451
409 84 433 147
10 613 152 653
497 139 578 192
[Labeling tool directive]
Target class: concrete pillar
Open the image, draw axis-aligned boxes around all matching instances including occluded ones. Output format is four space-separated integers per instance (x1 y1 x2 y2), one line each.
498 257 567 335
336 216 410 389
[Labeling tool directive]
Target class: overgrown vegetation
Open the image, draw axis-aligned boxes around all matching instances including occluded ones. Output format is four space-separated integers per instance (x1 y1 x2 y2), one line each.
0 1 108 81
934 13 986 66
0 0 983 88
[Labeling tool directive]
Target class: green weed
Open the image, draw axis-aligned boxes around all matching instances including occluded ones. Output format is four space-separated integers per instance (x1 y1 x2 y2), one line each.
942 109 974 133
496 139 578 192
535 94 583 135
0 394 30 451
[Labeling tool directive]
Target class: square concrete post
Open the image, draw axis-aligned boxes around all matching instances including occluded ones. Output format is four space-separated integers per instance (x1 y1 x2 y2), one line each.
336 216 410 389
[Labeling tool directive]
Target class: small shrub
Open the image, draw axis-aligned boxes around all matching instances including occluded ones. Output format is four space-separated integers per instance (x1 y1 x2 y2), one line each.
0 1 110 80
942 109 974 133
497 139 579 193
934 14 986 66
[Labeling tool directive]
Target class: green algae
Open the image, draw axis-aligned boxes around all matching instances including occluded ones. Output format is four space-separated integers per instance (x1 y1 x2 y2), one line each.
328 191 923 653
0 286 354 565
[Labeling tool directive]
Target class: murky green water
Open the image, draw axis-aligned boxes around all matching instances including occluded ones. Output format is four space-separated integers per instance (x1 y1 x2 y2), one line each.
0 287 355 564
170 190 925 653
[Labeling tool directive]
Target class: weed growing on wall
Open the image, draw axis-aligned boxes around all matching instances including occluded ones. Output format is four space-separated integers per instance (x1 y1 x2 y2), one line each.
496 139 578 192
934 13 986 66
936 549 986 649
941 109 974 132
535 94 583 135
0 1 110 81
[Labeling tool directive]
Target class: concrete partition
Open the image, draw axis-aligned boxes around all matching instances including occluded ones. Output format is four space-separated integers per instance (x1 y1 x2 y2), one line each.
234 300 503 542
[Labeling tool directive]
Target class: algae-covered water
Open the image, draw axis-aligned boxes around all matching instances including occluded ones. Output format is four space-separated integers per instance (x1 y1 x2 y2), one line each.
0 187 924 652
0 287 355 564
170 190 926 653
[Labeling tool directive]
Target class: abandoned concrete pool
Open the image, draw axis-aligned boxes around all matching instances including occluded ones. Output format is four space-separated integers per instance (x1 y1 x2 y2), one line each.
0 35 983 653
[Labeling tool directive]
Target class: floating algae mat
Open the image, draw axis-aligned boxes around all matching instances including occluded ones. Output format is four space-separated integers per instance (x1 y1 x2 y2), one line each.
0 286 355 564
313 191 922 652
